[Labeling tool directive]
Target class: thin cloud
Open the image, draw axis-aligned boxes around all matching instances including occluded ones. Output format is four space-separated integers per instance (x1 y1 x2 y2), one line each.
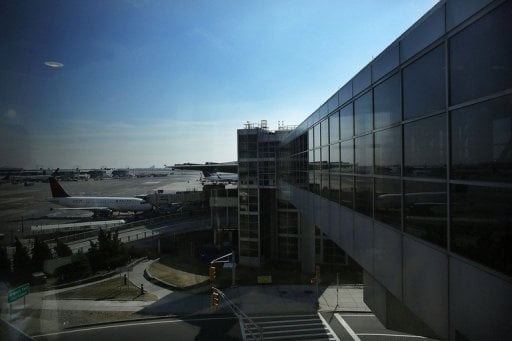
44 61 64 68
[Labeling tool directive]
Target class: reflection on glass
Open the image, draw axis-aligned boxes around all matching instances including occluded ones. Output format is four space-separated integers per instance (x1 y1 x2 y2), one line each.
374 73 401 128
404 114 446 178
308 128 314 150
329 112 340 144
340 103 354 140
451 184 512 276
355 176 372 217
355 134 373 175
321 171 330 198
374 178 401 229
321 146 329 170
403 44 445 119
372 44 399 82
404 181 446 248
374 126 401 176
321 119 329 146
329 143 340 172
329 172 340 203
450 1 512 105
340 175 354 209
340 140 354 173
451 95 512 182
355 91 373 135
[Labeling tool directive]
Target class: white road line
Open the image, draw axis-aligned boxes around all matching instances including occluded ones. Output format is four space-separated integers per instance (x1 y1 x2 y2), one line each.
318 312 340 341
338 314 375 317
357 333 427 338
32 316 237 338
335 313 361 341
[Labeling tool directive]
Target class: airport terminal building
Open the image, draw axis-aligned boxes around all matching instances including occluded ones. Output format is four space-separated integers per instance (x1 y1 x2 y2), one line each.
237 0 512 339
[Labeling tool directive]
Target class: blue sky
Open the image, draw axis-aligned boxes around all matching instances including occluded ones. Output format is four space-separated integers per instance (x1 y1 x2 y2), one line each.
0 0 438 169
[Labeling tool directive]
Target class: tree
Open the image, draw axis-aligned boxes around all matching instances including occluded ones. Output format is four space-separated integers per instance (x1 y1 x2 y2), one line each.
13 237 30 273
31 238 52 271
0 247 11 279
87 229 128 272
54 238 72 257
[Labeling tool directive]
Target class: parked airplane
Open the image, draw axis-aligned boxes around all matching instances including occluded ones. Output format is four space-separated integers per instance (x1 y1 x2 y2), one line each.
200 170 238 184
47 176 153 217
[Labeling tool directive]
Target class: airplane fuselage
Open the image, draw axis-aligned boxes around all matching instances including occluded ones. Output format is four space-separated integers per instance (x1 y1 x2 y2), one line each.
48 196 153 212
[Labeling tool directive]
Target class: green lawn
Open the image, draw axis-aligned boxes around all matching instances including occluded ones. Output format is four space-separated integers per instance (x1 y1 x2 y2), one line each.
47 277 157 301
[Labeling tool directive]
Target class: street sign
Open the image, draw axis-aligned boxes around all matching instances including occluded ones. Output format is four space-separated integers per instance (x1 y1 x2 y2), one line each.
8 283 30 303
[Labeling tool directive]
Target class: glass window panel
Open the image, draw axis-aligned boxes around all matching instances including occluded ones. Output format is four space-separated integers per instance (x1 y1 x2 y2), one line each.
400 5 445 62
446 0 493 31
353 65 371 96
321 119 329 146
451 95 512 182
340 103 354 140
340 140 354 173
314 124 321 148
321 171 329 198
328 93 339 113
355 176 373 217
355 91 373 135
372 44 399 82
403 44 446 119
321 146 329 170
329 112 340 143
340 175 354 209
374 73 401 128
404 114 447 178
329 172 340 203
374 178 402 229
314 148 321 171
375 126 401 176
339 81 353 106
449 1 512 105
404 181 447 248
329 143 340 172
451 184 512 276
355 134 373 175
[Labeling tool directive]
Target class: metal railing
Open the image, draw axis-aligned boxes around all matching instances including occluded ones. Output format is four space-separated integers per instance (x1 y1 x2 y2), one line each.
212 287 263 341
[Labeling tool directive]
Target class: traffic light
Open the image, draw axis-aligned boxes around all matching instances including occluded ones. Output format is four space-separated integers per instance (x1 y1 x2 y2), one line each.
211 290 220 307
209 265 216 283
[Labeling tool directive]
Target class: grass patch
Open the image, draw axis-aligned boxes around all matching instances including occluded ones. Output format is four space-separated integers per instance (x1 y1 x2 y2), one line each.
148 255 209 288
46 277 157 301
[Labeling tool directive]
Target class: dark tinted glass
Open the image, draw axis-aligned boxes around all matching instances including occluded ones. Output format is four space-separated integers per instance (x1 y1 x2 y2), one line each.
451 95 512 182
340 140 354 173
355 176 373 217
446 0 493 31
340 103 354 140
328 94 339 113
374 178 401 229
451 184 512 276
404 181 446 248
321 119 329 146
403 45 445 119
353 65 371 95
329 112 340 143
308 128 313 150
374 73 401 128
355 91 373 135
404 114 446 178
339 82 353 106
321 171 329 198
340 175 354 208
329 143 340 172
355 134 373 175
329 172 340 203
314 124 320 148
374 126 401 176
450 1 512 105
400 5 445 62
372 44 399 81
321 146 329 170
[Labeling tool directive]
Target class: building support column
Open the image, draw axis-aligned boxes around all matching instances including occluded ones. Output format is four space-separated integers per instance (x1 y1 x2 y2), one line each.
300 214 315 275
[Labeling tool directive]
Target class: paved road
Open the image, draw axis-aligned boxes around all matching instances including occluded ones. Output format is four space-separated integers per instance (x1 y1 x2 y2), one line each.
32 315 242 341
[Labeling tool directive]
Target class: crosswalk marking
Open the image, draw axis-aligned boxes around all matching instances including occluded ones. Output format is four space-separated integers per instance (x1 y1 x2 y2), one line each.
241 313 338 340
335 313 361 341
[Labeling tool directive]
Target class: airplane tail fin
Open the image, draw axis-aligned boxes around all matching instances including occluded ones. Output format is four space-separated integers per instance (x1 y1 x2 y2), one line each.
201 170 212 177
49 177 69 197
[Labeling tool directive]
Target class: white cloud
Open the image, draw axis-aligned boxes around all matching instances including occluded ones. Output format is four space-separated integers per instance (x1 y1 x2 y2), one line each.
3 108 17 121
44 61 64 68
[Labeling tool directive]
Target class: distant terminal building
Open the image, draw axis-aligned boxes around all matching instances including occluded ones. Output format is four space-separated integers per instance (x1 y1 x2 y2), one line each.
238 1 512 340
